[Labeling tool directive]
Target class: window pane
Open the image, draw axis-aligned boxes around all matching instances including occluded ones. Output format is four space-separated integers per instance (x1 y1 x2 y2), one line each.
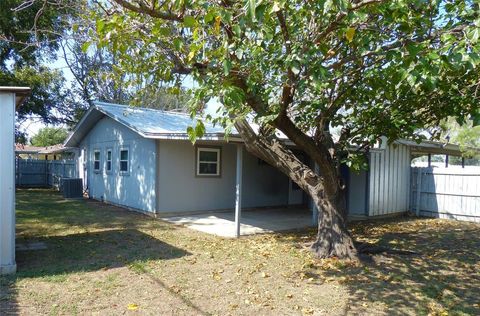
199 162 218 175
199 150 218 162
107 161 111 171
120 150 128 160
120 161 128 172
94 161 100 170
94 152 100 160
107 151 112 160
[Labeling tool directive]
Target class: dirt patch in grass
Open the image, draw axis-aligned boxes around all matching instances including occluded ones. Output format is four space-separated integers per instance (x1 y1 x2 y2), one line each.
1 189 479 315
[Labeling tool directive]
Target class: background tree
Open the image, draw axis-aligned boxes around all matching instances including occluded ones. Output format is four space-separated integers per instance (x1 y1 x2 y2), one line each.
30 126 69 147
92 0 480 259
61 4 191 113
1 0 83 139
440 117 480 160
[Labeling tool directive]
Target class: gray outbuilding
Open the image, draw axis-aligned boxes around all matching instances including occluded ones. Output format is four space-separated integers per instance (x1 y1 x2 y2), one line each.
64 102 423 234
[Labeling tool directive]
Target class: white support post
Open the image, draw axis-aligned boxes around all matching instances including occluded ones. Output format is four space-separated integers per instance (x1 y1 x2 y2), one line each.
0 92 17 274
415 168 423 216
234 144 243 238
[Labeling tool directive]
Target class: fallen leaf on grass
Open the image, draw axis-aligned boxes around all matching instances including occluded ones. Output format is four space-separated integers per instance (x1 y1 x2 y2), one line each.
127 303 138 310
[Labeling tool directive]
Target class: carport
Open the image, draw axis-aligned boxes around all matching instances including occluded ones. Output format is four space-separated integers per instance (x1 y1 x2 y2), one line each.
0 86 30 275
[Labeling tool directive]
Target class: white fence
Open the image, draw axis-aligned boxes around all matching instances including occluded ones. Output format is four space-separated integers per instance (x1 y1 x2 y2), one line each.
411 167 480 222
16 159 77 188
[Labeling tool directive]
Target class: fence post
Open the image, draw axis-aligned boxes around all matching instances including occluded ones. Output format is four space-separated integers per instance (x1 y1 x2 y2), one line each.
415 168 423 216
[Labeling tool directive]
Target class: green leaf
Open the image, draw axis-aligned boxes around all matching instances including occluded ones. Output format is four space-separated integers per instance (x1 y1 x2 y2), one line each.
81 41 91 53
246 0 257 22
232 24 241 37
187 126 196 143
223 59 232 75
96 19 105 33
205 11 215 23
173 38 183 50
345 27 355 43
195 120 206 137
183 16 197 28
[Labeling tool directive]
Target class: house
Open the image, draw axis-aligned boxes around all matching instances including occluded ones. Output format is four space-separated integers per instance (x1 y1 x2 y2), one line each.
65 101 468 225
15 143 75 160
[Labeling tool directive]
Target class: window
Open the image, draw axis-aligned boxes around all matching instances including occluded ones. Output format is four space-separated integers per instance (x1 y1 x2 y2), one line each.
93 150 101 172
196 147 221 176
120 148 129 174
106 149 112 172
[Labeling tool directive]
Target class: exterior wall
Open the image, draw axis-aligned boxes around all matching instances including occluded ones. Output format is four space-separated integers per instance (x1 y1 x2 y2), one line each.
368 143 411 216
156 140 289 213
80 116 157 213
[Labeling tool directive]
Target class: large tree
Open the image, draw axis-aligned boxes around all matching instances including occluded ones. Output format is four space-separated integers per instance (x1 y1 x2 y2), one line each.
61 7 191 112
1 0 83 136
92 0 480 259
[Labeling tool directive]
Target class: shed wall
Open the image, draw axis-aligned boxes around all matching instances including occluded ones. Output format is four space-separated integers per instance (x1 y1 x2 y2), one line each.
156 141 289 213
368 143 411 216
80 116 157 212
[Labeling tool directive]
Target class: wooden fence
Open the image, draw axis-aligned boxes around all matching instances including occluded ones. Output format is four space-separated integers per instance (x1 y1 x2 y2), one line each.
16 159 77 188
411 167 480 223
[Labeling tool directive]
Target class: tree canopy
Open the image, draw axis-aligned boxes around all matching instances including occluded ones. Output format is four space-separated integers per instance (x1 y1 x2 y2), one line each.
1 0 82 139
89 0 480 259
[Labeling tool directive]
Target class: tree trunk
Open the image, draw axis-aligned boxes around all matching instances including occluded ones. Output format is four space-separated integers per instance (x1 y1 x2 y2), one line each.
233 119 358 260
310 190 357 259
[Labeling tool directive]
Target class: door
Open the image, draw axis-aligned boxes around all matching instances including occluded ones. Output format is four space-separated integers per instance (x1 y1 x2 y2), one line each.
288 179 303 205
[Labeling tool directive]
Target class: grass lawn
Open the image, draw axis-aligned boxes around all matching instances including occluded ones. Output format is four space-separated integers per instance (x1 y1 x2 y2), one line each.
1 189 479 315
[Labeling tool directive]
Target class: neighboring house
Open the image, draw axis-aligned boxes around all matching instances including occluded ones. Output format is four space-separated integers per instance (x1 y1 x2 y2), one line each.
64 101 465 219
15 143 75 160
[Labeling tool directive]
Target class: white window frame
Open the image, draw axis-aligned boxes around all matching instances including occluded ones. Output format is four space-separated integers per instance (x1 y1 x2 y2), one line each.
106 148 112 173
196 147 221 177
119 147 130 175
93 150 101 173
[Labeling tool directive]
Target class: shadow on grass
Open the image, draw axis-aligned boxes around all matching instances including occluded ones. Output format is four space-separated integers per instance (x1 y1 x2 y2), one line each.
318 218 480 315
2 229 192 315
1 189 198 315
15 229 190 277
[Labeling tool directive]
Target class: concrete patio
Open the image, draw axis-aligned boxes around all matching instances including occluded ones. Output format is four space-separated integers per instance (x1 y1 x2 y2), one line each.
162 207 314 237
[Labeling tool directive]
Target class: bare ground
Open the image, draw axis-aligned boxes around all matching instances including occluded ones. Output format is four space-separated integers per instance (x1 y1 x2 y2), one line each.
1 189 479 315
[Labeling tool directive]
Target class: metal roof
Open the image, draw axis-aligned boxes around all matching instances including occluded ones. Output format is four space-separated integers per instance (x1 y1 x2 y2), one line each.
64 102 478 158
64 101 239 147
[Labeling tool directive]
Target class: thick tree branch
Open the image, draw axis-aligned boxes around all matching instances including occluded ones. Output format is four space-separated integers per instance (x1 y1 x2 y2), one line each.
112 0 183 21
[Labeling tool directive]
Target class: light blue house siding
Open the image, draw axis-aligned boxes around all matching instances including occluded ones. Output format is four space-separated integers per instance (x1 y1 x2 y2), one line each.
156 140 289 213
80 116 157 212
69 102 417 219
